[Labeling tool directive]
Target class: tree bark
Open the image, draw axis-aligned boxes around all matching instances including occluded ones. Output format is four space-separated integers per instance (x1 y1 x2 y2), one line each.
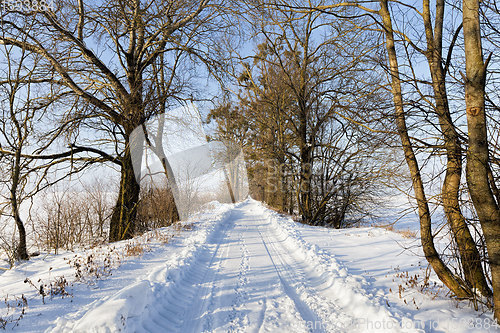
379 0 471 298
463 0 500 319
223 166 236 203
109 144 141 242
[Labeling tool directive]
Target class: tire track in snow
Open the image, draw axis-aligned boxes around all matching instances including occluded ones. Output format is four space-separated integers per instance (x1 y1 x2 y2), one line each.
260 218 364 332
139 213 235 333
257 225 326 333
260 201 419 333
228 206 319 333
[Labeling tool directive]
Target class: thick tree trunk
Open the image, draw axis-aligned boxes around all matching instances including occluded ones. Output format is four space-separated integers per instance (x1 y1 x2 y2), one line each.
463 0 500 319
298 104 313 223
13 213 28 260
422 0 491 296
379 0 471 298
299 144 313 223
11 146 28 260
109 145 141 242
11 186 28 260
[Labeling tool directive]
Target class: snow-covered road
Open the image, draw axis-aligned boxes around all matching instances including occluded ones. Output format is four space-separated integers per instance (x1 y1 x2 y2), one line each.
140 201 340 332
109 200 410 333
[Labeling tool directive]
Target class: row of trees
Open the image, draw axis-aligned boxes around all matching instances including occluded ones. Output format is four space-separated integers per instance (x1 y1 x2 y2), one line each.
209 1 394 228
371 0 500 318
0 0 498 322
208 0 500 320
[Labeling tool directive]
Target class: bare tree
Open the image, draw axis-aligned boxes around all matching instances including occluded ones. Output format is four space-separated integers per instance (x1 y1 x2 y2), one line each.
288 0 494 302
0 35 108 261
0 0 226 241
0 45 33 260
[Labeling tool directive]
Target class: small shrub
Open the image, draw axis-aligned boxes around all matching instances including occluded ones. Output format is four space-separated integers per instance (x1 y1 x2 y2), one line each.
388 265 445 310
48 276 71 298
124 242 146 257
182 223 195 231
68 246 120 284
24 273 71 304
0 294 28 329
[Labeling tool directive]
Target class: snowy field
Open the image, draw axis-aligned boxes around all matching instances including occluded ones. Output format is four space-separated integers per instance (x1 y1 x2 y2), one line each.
0 199 496 332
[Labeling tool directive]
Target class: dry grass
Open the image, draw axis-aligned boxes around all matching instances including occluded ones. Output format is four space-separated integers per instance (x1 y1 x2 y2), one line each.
373 224 418 238
398 229 418 238
123 242 146 257
182 223 195 231
148 229 173 244
24 273 72 305
136 184 179 231
32 181 114 253
387 265 446 311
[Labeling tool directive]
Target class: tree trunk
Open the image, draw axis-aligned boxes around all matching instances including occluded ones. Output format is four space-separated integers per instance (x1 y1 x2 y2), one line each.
298 107 313 223
12 206 28 260
379 0 471 298
10 132 28 260
109 145 141 242
422 0 491 296
299 145 313 223
159 157 180 221
463 0 500 319
10 180 29 260
223 166 236 203
145 116 181 222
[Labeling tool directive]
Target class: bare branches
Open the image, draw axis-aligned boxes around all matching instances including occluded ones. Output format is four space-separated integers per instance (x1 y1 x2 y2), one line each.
0 35 121 123
0 145 121 166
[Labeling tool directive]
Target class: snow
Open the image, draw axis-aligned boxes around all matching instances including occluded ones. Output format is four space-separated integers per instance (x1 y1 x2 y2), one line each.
0 199 496 332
